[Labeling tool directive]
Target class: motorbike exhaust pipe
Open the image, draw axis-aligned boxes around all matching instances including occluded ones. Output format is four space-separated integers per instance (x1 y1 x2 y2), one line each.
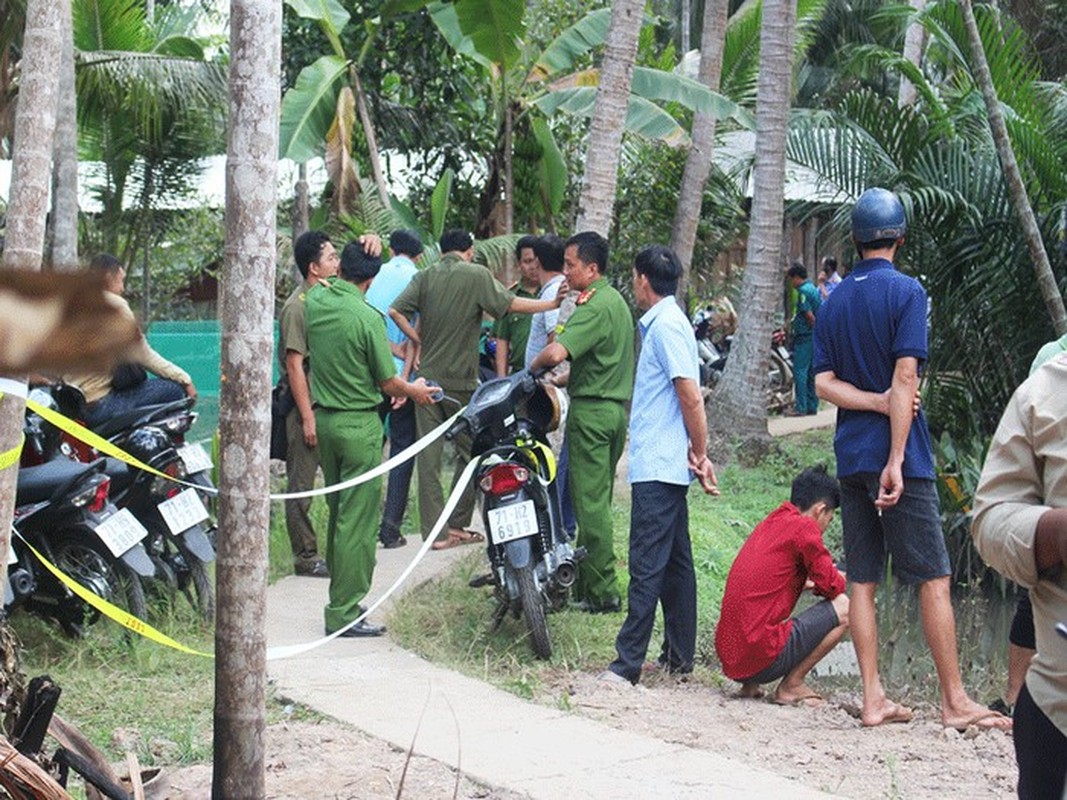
555 560 577 588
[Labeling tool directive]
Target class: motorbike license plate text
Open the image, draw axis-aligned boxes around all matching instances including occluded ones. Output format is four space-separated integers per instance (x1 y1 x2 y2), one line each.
487 500 539 545
159 489 210 535
178 443 213 474
95 508 149 557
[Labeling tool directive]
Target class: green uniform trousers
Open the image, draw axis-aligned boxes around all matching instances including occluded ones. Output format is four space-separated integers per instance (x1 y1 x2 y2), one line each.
315 409 381 632
284 407 320 560
567 397 628 606
415 388 476 540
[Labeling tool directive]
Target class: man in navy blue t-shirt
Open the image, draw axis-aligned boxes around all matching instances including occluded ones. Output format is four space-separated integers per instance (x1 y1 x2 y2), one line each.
813 188 1010 733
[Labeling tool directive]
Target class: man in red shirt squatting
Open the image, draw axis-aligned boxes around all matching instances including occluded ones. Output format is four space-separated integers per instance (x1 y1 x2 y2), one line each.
715 466 849 705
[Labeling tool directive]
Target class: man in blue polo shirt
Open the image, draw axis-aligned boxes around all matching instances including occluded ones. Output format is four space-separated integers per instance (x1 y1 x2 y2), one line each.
366 229 423 549
813 188 1009 732
599 244 718 685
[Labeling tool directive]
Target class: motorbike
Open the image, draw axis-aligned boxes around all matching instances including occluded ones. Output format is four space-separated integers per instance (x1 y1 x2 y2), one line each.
693 318 795 413
13 457 154 636
445 370 583 659
23 385 217 621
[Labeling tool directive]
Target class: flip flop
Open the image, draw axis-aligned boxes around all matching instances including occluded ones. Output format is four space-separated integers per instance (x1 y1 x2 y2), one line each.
772 692 824 708
861 702 914 727
946 709 1013 733
431 529 485 550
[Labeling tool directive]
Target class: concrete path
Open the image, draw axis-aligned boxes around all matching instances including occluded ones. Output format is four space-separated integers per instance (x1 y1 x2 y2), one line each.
266 542 838 798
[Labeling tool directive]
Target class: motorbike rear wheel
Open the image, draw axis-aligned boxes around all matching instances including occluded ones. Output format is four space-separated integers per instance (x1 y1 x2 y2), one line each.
52 532 148 632
516 565 552 660
180 551 214 623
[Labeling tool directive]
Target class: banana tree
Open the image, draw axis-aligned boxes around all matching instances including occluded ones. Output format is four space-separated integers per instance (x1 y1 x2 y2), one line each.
280 0 429 212
430 0 750 236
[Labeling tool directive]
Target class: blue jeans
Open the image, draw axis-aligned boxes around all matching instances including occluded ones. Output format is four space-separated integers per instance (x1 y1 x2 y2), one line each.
85 378 186 427
557 436 576 537
608 481 696 684
379 398 416 544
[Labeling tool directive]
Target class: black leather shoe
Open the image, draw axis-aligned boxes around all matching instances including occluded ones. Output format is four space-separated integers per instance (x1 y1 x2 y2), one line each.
327 619 386 638
381 535 407 549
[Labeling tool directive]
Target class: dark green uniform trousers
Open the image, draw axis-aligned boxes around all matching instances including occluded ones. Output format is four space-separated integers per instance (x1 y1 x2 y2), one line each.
568 397 628 606
316 409 381 632
415 388 476 540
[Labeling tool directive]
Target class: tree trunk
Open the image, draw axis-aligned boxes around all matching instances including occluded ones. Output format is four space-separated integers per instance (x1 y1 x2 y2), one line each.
350 67 390 209
681 0 691 54
292 162 310 242
960 0 1066 336
503 97 514 236
669 0 728 303
709 0 796 441
0 0 61 577
574 0 644 236
898 0 926 108
50 0 78 272
211 1 280 796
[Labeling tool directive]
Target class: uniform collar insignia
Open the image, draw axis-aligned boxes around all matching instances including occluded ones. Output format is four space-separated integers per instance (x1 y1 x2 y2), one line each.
576 286 597 305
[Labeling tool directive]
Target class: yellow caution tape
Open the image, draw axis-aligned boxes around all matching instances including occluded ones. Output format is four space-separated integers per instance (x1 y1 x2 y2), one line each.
0 434 23 472
0 391 26 471
15 533 213 658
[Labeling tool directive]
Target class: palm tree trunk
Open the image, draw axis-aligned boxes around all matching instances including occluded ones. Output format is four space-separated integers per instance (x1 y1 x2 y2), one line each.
710 0 796 441
897 0 926 108
0 0 61 590
50 0 78 271
292 162 310 241
211 1 280 796
961 0 1066 336
670 0 728 302
574 0 644 236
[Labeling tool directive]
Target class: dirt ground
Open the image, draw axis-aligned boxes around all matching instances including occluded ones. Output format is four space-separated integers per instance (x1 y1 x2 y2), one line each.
149 668 1015 800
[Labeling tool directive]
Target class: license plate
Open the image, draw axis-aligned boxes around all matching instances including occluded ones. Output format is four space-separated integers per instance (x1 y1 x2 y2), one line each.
158 488 210 535
178 443 213 474
487 500 539 545
95 508 149 557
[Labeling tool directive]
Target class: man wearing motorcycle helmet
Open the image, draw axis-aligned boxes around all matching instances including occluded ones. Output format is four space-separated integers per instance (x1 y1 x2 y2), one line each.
813 188 1010 732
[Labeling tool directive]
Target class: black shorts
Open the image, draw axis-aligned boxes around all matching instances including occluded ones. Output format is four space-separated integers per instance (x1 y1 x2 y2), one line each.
740 600 840 685
1010 590 1036 650
839 474 951 584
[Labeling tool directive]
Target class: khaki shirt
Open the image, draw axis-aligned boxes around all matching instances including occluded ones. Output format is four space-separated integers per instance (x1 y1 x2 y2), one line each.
64 294 190 403
556 277 634 403
277 283 312 393
392 253 513 391
972 353 1067 735
306 278 396 412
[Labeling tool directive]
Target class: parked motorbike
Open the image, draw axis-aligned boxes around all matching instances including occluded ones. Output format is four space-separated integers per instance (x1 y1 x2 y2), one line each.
24 385 216 621
445 370 583 659
693 316 795 413
13 457 154 636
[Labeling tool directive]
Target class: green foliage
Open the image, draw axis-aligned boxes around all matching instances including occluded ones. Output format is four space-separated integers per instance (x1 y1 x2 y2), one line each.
279 54 349 162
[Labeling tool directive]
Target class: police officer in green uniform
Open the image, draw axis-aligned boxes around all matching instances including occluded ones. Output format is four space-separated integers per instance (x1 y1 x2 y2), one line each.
306 243 438 637
493 235 541 376
531 231 635 612
389 230 565 550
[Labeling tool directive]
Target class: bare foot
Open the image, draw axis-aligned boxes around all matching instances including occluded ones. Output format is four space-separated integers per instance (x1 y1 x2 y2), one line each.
736 682 764 699
943 702 1013 733
861 699 913 727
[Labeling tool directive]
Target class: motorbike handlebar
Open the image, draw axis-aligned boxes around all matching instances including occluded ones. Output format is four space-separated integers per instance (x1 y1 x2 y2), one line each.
445 417 470 442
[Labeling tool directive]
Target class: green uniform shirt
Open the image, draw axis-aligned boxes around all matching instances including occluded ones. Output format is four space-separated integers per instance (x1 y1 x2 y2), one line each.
556 277 635 402
277 283 313 393
492 283 537 373
306 278 396 411
392 253 514 391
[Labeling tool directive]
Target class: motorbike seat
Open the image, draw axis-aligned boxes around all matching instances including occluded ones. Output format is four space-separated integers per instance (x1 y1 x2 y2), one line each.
15 458 105 505
101 457 134 493
93 398 193 439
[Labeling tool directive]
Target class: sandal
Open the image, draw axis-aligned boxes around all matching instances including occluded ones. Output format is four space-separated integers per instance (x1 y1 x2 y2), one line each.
432 529 485 550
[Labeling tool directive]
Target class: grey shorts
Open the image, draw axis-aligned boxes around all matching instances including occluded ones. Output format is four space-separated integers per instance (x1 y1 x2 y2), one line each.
740 600 840 685
840 473 951 585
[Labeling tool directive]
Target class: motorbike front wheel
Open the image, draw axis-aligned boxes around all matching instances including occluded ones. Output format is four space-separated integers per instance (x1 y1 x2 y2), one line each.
52 532 148 631
516 565 552 660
